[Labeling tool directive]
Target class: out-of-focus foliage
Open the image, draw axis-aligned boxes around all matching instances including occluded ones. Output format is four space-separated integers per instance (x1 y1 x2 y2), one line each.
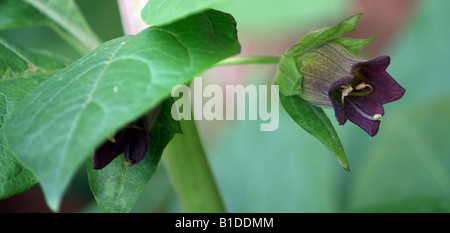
214 0 349 36
0 0 47 30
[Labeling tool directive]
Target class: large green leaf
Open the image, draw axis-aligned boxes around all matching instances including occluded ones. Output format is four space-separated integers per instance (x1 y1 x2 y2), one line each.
279 94 349 171
0 36 70 199
3 9 240 211
0 37 70 79
0 0 48 30
141 0 222 26
0 79 40 199
22 0 101 52
86 119 176 213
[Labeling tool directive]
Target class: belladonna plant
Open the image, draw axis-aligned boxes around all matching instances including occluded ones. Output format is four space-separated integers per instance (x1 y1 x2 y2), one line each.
0 0 407 213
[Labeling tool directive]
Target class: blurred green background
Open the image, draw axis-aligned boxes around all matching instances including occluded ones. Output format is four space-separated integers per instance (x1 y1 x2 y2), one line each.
1 0 449 213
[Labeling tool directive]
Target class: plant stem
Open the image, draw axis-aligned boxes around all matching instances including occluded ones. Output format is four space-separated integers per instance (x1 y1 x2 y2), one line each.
215 56 280 66
117 0 224 213
25 0 102 54
162 55 281 212
163 119 225 213
47 23 92 55
117 0 150 35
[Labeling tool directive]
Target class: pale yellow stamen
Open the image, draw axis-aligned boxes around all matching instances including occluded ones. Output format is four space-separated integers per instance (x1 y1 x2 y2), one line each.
373 114 383 121
107 132 117 143
354 82 367 90
340 85 353 105
108 136 116 143
347 83 373 97
348 102 384 122
124 160 133 166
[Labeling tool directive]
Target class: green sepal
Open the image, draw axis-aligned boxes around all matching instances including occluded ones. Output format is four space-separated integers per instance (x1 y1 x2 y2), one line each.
274 13 373 96
279 94 350 171
273 54 303 96
287 13 362 57
331 36 375 56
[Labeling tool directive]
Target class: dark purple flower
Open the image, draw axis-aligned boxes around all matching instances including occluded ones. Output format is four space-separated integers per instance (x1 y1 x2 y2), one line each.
298 43 405 136
92 118 151 170
328 56 405 136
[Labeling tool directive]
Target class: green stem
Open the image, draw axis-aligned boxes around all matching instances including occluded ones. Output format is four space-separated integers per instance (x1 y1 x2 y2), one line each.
163 119 225 213
162 56 280 212
215 56 280 66
25 0 102 54
48 23 92 55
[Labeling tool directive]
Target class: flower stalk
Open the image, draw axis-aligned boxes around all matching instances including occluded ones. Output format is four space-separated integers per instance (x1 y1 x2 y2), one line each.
163 119 226 213
117 0 225 213
215 56 280 66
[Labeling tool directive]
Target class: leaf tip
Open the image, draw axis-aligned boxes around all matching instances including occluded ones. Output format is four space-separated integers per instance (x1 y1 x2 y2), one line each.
352 13 363 21
47 197 62 213
366 35 376 44
40 183 64 213
339 159 351 172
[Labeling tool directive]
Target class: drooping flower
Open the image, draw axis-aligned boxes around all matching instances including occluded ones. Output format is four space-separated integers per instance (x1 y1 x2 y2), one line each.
92 113 156 170
298 42 405 136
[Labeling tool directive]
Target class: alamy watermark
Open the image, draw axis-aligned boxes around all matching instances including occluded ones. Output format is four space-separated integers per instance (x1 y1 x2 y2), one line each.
171 77 280 131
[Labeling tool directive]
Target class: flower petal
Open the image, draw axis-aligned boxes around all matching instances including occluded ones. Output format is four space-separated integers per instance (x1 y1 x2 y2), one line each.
327 56 405 136
123 128 151 166
354 56 406 104
92 139 125 170
330 95 384 136
345 100 384 136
